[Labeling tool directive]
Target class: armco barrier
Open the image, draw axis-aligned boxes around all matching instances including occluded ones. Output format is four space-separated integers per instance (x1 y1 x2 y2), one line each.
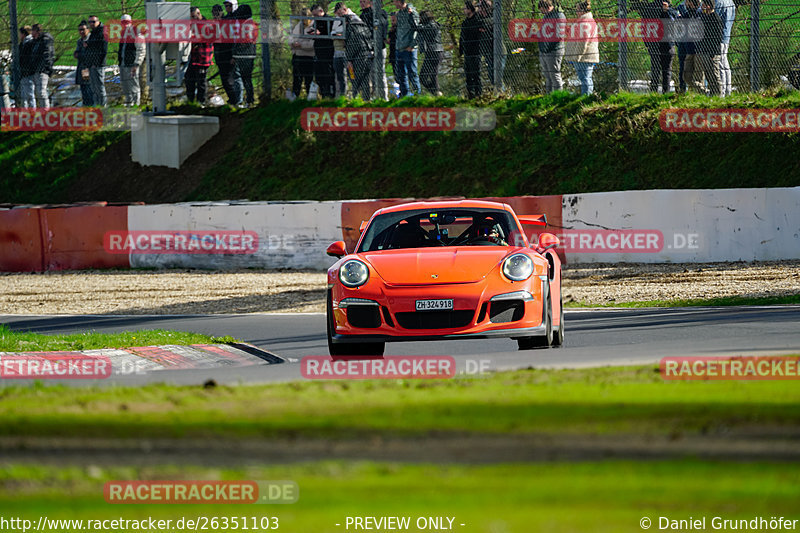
1 189 798 272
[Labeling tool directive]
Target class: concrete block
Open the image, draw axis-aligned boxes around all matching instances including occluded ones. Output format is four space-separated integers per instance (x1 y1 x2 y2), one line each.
131 114 219 169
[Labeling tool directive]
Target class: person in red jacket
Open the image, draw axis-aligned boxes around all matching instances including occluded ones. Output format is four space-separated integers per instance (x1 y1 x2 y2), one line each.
186 6 214 104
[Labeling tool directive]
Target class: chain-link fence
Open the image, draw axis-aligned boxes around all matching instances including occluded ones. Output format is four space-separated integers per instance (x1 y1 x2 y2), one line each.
1 0 800 107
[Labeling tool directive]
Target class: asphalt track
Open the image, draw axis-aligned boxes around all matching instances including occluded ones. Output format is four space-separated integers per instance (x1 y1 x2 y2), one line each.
2 306 800 386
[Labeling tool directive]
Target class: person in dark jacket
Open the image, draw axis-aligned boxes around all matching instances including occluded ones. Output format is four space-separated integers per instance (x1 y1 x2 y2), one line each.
85 15 108 105
460 1 482 98
359 0 389 99
233 4 257 106
311 3 336 98
387 12 398 84
631 0 679 93
29 24 54 108
18 26 35 107
417 11 443 95
212 4 241 105
476 0 502 87
537 0 565 93
676 0 701 92
343 9 374 99
697 0 723 96
186 7 214 104
73 21 93 106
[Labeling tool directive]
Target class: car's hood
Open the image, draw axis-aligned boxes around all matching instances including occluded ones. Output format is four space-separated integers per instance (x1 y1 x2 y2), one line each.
362 248 513 285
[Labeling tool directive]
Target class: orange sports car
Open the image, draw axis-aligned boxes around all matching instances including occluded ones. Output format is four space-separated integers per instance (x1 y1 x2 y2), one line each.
326 200 564 355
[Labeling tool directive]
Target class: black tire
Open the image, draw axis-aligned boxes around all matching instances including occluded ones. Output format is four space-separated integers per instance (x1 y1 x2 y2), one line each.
327 291 385 356
551 290 564 347
517 294 552 350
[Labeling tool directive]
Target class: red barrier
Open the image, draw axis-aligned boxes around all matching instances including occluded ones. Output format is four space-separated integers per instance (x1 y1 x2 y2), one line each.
0 209 45 271
0 205 130 272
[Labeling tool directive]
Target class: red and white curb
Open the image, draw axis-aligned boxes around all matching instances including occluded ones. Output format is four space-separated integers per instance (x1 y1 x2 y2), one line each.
0 343 281 379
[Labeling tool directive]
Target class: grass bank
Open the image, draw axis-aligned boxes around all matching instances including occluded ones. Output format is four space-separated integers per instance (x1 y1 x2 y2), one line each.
3 92 800 204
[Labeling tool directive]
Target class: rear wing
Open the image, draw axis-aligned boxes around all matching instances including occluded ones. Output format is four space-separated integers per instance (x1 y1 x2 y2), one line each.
517 214 547 227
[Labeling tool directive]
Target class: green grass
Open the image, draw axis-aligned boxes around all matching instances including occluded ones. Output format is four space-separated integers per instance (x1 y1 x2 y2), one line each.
0 324 235 351
2 365 799 439
3 461 800 533
565 294 800 308
4 92 800 204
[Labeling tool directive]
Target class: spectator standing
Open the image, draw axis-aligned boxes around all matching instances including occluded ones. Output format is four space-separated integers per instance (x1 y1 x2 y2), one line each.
85 15 108 106
290 7 316 99
73 21 94 106
224 0 245 103
29 24 54 108
311 4 336 98
460 1 482 98
118 15 146 106
212 4 241 105
537 0 565 93
477 0 504 88
677 0 701 92
631 0 678 93
186 7 214 104
417 10 443 95
564 0 599 95
343 6 374 98
332 3 350 97
716 0 734 96
387 12 398 82
18 26 35 107
360 0 389 100
697 0 723 96
393 0 420 97
233 4 257 106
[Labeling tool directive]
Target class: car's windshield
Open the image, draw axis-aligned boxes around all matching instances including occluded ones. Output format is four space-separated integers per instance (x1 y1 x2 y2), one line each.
357 208 522 252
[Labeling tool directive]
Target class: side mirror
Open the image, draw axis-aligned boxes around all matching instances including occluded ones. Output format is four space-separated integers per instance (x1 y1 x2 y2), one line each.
537 233 559 252
359 220 369 233
326 241 348 258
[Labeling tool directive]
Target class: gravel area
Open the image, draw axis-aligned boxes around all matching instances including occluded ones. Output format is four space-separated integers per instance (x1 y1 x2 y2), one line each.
0 261 799 315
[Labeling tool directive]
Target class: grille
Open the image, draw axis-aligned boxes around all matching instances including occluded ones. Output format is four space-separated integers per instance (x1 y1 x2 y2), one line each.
489 300 525 323
347 306 382 328
395 310 475 330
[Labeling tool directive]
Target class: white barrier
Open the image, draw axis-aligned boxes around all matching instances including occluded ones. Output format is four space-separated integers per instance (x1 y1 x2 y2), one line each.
128 201 343 269
562 188 800 263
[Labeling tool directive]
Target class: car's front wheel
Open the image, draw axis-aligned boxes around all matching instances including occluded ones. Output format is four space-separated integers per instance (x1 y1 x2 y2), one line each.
517 294 553 350
327 291 386 356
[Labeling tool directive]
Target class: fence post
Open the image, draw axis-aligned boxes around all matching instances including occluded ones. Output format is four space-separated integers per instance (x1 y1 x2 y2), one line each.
261 0 272 100
750 0 760 91
9 0 19 98
493 0 503 89
617 0 629 91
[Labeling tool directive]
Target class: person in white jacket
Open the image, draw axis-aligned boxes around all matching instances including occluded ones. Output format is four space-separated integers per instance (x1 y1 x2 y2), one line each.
564 0 599 95
290 8 316 99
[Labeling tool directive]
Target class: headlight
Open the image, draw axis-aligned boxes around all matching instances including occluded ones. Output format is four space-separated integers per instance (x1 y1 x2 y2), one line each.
502 253 533 281
339 259 370 287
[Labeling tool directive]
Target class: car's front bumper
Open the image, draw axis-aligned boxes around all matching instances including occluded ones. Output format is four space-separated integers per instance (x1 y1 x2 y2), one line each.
330 276 549 343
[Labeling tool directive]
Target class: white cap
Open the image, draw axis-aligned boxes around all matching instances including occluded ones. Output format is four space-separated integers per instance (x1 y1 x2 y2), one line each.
121 14 132 21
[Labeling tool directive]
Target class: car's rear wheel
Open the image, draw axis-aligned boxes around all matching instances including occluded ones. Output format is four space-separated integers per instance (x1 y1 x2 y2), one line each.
327 291 386 356
517 294 552 350
551 289 564 347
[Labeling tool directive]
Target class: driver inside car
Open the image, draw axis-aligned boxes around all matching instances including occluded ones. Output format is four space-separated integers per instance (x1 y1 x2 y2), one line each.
472 217 508 245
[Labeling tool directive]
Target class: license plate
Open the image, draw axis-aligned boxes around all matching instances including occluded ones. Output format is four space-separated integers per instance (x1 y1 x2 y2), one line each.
415 299 454 311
